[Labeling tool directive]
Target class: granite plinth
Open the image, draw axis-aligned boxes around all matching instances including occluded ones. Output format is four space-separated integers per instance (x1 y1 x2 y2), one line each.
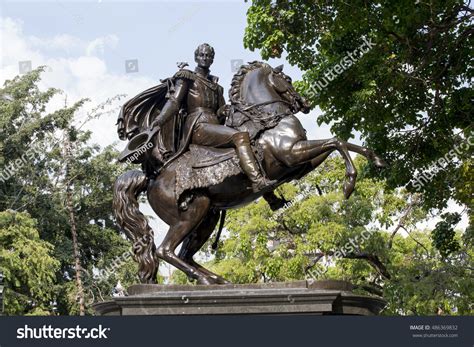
93 280 385 316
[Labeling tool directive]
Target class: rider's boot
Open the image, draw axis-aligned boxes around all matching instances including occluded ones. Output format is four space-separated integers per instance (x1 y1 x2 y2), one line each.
232 132 277 193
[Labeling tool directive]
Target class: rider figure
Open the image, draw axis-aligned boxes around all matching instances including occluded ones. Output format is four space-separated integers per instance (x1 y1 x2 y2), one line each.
150 43 274 193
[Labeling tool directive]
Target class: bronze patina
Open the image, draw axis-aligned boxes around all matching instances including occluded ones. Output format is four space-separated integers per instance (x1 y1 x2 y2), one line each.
114 43 386 284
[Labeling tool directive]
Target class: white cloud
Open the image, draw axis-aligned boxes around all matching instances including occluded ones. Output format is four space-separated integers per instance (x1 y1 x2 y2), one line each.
29 34 85 53
68 56 107 79
86 34 119 56
0 17 155 148
0 17 43 67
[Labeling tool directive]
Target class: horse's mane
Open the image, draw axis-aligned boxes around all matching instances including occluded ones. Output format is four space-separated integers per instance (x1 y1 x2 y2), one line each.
229 61 272 105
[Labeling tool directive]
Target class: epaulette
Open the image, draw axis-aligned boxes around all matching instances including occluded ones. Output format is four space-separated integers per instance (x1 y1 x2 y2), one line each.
173 69 196 81
209 74 219 83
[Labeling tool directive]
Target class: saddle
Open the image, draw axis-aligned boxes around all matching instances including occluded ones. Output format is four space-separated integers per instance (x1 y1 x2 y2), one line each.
188 144 236 168
175 145 242 205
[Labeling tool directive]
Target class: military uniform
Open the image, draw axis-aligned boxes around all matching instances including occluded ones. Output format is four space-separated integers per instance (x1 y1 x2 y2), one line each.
175 69 236 148
152 68 273 192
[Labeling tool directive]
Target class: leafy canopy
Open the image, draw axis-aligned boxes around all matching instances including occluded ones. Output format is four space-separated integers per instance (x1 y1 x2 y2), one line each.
244 0 473 255
187 156 473 315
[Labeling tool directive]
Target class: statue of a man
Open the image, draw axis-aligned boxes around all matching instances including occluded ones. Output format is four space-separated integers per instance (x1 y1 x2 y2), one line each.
149 43 274 192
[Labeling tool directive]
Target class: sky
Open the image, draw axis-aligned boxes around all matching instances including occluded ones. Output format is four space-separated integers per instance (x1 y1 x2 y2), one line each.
0 1 467 272
0 0 332 146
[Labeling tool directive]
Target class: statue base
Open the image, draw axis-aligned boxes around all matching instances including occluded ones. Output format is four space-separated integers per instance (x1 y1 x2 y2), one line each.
93 280 385 316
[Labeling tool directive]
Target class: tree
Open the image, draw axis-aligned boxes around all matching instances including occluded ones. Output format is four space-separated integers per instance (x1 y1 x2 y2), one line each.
0 68 138 314
0 211 59 315
243 0 473 256
194 156 473 315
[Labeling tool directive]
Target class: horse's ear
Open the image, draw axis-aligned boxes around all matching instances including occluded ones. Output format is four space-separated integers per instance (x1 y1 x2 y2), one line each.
274 64 284 73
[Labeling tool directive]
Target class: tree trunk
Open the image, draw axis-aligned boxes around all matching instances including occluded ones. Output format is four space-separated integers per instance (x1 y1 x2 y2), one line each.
64 137 85 316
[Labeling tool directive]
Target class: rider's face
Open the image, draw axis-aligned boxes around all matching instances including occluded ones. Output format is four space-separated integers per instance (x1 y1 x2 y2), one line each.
195 47 214 69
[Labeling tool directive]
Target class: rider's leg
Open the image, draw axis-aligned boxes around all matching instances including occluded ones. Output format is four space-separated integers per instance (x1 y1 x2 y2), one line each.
232 132 276 192
192 122 236 148
192 123 275 193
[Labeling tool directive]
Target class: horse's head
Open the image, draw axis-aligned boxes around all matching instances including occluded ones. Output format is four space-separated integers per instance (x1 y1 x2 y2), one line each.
268 64 311 114
229 61 310 114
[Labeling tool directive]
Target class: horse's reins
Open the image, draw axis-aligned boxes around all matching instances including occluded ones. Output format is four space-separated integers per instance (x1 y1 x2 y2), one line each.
241 99 292 111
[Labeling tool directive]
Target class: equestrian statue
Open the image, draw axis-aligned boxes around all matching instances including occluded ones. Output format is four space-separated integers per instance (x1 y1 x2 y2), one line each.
113 43 387 284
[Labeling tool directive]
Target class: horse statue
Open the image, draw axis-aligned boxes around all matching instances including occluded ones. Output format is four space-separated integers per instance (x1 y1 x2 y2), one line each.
113 61 386 285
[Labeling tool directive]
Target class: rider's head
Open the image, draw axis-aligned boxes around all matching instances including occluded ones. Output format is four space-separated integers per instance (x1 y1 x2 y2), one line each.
194 43 215 69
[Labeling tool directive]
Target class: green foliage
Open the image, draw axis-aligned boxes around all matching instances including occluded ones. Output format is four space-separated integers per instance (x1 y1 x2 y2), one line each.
431 212 461 257
0 69 132 315
244 0 473 253
385 230 473 315
203 156 473 315
0 210 59 315
170 268 192 285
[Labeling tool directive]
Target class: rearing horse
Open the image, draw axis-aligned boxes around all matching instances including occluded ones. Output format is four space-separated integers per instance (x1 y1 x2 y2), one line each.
113 61 386 284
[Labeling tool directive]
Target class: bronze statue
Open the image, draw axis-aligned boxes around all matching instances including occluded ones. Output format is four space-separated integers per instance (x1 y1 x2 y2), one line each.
114 43 386 284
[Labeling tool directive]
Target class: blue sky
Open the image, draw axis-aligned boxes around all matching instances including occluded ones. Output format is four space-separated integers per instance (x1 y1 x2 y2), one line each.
1 0 331 146
1 0 303 93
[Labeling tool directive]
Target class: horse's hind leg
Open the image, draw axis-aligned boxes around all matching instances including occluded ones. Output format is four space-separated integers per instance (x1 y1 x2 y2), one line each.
155 194 215 284
178 210 231 284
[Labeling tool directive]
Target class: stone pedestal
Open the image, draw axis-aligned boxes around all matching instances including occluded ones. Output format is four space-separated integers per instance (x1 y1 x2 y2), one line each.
93 280 385 316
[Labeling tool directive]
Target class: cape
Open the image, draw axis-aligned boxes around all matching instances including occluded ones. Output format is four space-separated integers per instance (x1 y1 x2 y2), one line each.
118 69 209 138
117 79 170 141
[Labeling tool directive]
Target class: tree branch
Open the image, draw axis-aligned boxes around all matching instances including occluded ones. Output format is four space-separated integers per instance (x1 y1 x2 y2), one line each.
344 252 391 279
402 226 430 254
388 196 419 249
304 251 332 271
354 284 384 296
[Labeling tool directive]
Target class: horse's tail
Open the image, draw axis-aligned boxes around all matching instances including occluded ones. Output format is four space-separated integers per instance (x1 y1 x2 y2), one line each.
113 170 159 283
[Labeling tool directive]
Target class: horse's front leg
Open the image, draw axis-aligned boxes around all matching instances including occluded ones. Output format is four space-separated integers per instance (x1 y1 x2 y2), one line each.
343 142 387 168
278 138 357 198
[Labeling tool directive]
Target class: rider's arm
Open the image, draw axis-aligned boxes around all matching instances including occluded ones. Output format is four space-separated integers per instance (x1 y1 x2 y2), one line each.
152 78 189 127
